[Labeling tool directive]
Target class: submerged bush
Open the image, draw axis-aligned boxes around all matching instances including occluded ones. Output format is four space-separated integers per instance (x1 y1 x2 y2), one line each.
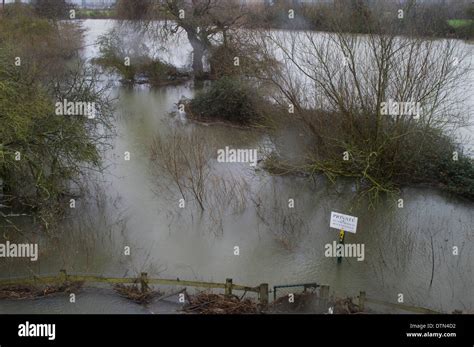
452 21 474 39
94 28 144 83
94 47 182 85
94 28 188 85
209 45 241 79
436 155 474 200
265 109 474 202
262 26 474 202
188 77 266 125
138 60 188 86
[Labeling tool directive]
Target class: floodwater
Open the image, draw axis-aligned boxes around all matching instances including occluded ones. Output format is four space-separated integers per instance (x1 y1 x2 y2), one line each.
0 20 473 314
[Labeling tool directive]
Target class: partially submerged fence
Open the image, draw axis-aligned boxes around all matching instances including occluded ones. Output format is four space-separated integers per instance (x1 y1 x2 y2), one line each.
0 271 442 313
0 270 270 305
273 282 320 301
270 284 440 314
357 291 440 314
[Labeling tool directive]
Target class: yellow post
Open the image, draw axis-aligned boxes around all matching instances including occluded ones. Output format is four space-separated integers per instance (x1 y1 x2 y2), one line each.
338 228 345 264
339 229 345 242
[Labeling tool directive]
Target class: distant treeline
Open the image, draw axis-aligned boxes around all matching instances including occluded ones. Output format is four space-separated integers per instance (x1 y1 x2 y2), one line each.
111 0 474 39
4 0 472 39
244 0 474 39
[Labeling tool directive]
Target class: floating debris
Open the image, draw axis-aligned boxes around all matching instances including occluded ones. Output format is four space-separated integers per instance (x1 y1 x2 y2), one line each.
332 297 362 314
269 292 363 314
113 284 161 304
0 282 83 300
183 292 259 314
270 292 321 313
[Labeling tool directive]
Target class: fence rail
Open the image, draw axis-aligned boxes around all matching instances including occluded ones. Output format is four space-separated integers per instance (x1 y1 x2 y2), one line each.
273 282 319 301
0 270 269 305
0 271 442 313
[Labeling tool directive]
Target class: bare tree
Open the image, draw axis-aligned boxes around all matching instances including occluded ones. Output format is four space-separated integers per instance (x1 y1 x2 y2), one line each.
117 0 248 78
255 13 471 198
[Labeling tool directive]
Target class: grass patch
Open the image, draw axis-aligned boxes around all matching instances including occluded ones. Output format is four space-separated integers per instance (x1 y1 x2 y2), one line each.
447 19 474 39
448 19 474 28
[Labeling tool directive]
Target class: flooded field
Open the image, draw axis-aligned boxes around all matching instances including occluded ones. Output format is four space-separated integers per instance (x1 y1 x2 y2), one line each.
1 19 473 314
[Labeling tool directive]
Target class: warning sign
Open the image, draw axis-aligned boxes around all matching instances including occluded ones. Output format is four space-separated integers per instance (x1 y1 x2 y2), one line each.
330 212 358 233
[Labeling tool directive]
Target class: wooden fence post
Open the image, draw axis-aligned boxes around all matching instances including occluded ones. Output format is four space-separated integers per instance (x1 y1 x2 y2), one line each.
59 269 67 284
225 278 233 296
259 283 269 306
140 272 149 293
359 291 366 312
320 285 330 307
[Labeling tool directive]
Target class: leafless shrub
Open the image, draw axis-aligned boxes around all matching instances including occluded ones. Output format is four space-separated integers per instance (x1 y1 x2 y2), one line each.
150 128 212 211
254 24 472 201
149 126 252 234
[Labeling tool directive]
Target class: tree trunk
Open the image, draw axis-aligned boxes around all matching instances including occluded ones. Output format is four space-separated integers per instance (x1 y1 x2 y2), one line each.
187 31 206 79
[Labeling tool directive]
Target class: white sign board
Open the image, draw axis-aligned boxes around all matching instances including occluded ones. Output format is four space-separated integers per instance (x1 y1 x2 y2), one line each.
330 212 358 233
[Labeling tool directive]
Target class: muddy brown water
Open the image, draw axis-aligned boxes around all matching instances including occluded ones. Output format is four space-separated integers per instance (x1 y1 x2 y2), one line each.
0 20 473 314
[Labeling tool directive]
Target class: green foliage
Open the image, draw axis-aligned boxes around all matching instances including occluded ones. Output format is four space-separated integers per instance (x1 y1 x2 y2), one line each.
287 114 474 202
189 77 265 125
95 54 137 82
1 5 55 42
448 19 473 29
0 12 112 229
436 155 474 201
94 29 141 82
449 19 474 39
139 60 185 86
